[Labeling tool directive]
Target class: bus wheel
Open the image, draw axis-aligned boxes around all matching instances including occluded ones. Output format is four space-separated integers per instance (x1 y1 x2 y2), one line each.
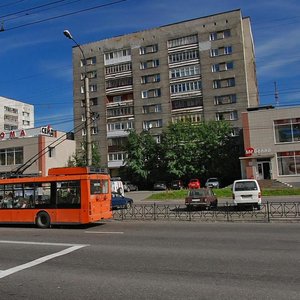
36 211 51 229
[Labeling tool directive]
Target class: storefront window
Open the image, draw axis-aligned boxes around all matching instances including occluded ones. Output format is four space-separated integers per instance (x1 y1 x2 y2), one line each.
277 151 300 175
274 119 300 143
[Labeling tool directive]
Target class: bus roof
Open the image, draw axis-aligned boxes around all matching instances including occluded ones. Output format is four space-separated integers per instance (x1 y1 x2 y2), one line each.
48 167 109 176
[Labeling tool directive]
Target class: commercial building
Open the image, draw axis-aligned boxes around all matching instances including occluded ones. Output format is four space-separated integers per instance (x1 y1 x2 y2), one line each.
0 96 34 131
0 126 75 177
241 106 300 186
71 9 259 175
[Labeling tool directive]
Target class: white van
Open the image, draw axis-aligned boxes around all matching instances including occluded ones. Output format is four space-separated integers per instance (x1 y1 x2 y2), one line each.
232 179 261 210
111 178 124 197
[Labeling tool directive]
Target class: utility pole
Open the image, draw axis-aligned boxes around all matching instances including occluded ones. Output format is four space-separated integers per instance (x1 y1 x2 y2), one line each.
63 30 92 166
274 81 279 107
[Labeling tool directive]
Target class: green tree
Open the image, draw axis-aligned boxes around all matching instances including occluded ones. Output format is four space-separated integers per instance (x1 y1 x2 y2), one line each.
123 121 241 187
160 120 239 184
67 143 101 167
123 130 162 185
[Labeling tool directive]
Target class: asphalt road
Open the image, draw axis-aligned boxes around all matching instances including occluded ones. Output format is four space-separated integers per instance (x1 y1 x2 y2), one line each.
0 222 299 299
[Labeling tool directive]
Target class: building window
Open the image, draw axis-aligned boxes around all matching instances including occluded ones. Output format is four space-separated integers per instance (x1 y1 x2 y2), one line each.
106 77 133 89
81 57 96 66
107 106 134 117
105 62 132 75
172 113 203 123
141 74 160 84
48 147 55 158
107 121 133 132
214 94 237 105
213 78 235 89
209 29 231 41
81 70 97 80
22 112 30 117
4 124 17 130
91 127 98 135
170 65 200 79
140 59 160 69
210 46 232 57
212 61 234 72
231 127 240 137
81 98 98 107
277 151 300 175
0 147 23 165
167 35 198 48
106 93 133 104
168 50 199 64
143 119 163 130
108 152 127 162
170 81 202 94
4 106 18 114
140 44 158 55
216 111 238 121
80 84 97 93
104 49 131 61
274 119 300 143
22 120 30 126
141 88 161 99
171 97 203 110
143 104 162 114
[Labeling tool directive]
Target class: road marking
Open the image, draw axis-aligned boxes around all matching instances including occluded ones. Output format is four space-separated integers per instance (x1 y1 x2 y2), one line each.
85 231 124 234
0 240 89 279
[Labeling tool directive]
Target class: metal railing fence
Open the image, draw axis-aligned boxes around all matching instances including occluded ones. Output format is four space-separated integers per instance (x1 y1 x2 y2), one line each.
113 201 300 222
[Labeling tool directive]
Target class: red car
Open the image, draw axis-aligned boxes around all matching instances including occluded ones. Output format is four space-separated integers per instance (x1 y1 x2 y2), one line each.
185 188 218 209
188 179 201 189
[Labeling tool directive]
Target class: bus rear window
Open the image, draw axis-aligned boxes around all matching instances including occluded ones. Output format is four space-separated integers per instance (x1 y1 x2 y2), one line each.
90 180 109 194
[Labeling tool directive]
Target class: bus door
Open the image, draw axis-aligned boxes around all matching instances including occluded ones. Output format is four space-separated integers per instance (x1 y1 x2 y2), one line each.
90 178 111 219
55 180 81 223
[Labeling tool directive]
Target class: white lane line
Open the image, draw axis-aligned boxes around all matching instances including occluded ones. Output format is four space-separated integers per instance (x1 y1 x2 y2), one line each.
0 241 89 279
0 240 88 247
85 231 124 234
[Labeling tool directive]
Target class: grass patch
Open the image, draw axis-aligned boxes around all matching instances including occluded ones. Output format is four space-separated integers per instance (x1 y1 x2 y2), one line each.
147 187 300 200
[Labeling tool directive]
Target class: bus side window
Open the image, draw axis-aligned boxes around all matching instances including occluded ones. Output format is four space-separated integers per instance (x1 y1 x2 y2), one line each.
102 180 109 194
56 181 80 208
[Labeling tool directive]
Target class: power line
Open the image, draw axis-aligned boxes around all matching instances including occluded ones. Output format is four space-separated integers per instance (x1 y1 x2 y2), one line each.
0 0 127 32
0 0 26 9
0 0 71 18
2 0 84 22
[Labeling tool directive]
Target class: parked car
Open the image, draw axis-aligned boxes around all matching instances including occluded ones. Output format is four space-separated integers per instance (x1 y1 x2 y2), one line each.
188 179 201 189
205 178 220 188
111 192 133 209
232 179 261 210
123 181 138 192
170 180 184 190
153 181 167 191
185 188 218 209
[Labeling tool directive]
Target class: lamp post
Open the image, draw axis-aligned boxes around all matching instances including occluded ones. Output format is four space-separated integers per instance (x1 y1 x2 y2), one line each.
63 30 92 166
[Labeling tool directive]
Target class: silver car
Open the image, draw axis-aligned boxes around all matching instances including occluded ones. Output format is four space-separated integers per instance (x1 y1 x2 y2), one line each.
205 178 220 188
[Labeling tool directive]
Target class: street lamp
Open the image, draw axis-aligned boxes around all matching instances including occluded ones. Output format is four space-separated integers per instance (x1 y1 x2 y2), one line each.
63 29 92 166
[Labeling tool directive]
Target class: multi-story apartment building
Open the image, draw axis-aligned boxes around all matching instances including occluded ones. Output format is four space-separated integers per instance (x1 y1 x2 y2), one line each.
71 9 259 175
0 96 34 131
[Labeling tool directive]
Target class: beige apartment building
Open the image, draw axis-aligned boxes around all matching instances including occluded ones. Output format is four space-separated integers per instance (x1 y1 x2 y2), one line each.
71 9 259 175
0 126 75 177
241 106 300 186
0 96 34 131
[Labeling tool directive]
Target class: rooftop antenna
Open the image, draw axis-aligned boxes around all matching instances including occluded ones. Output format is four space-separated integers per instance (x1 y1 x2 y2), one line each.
274 81 279 106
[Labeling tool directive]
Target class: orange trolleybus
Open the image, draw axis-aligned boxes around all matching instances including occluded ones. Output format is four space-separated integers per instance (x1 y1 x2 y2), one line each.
0 166 112 228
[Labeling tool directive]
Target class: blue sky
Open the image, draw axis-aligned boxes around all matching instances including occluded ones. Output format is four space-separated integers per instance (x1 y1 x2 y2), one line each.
0 0 299 132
